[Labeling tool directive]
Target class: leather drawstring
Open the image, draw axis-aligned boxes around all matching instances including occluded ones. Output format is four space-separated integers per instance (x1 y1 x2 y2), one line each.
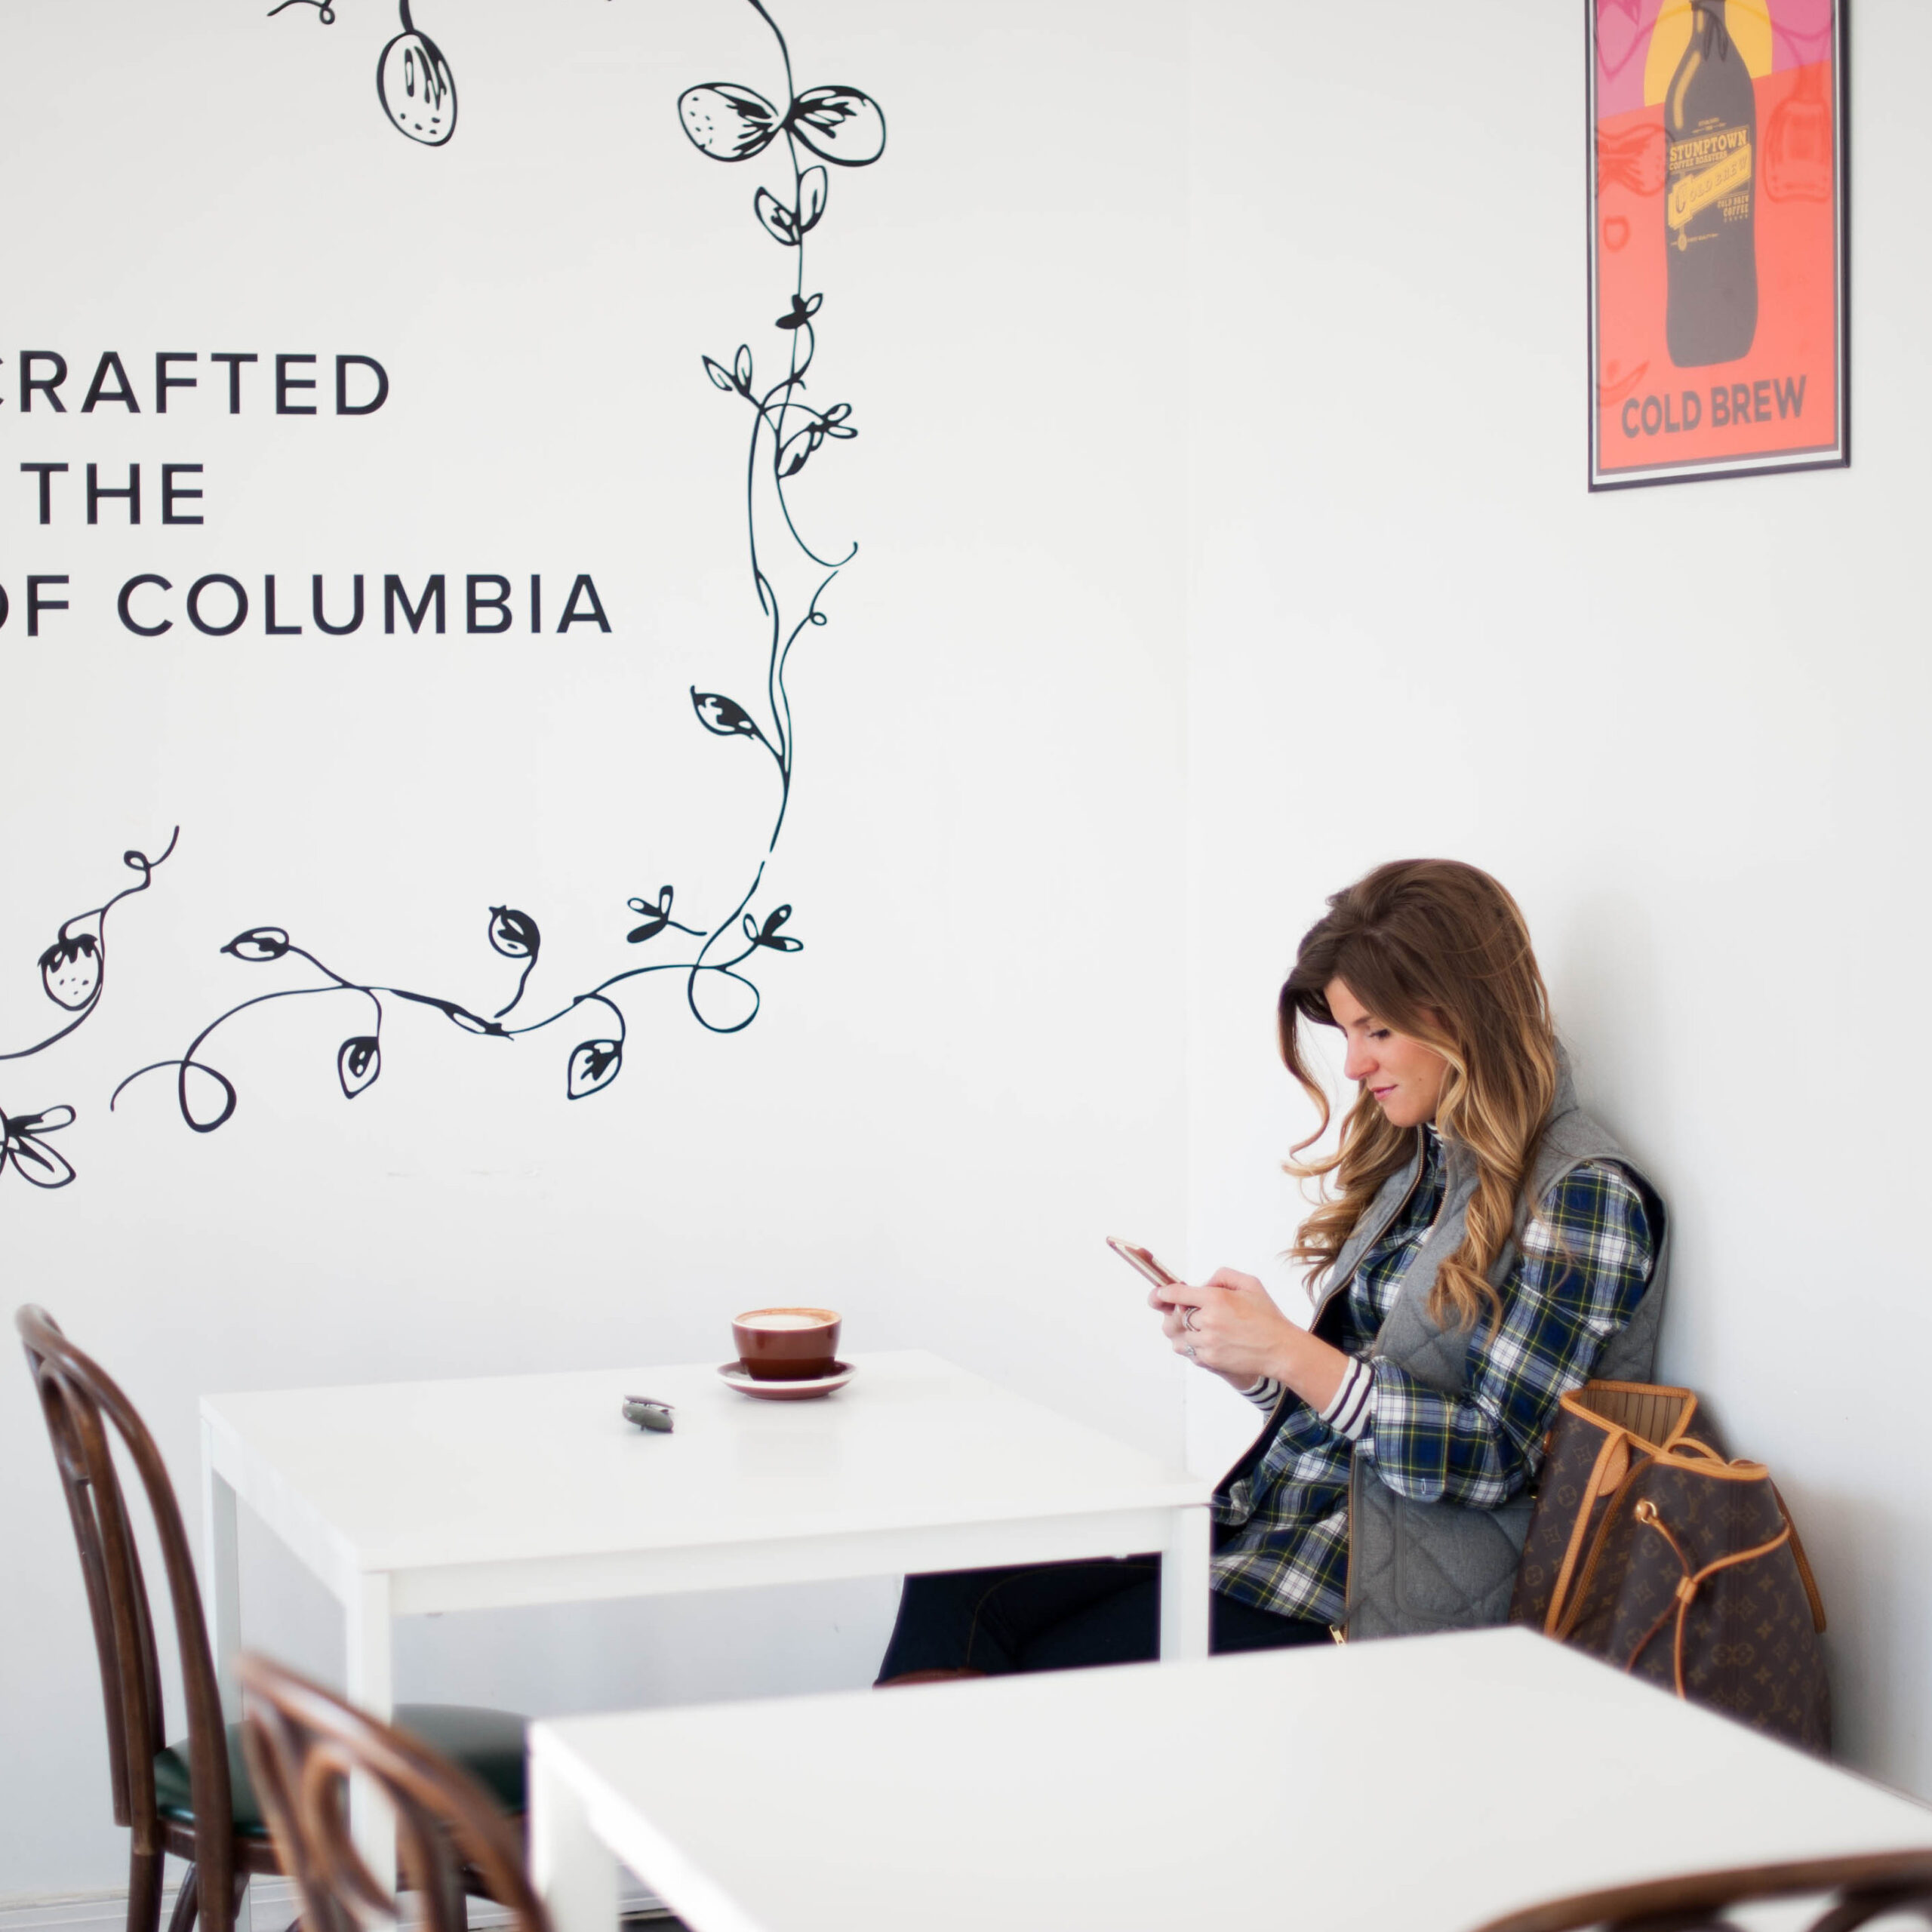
1624 1498 1794 1697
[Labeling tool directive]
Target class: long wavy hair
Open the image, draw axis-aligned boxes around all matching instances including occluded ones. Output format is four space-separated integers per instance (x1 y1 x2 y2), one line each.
1281 860 1558 1333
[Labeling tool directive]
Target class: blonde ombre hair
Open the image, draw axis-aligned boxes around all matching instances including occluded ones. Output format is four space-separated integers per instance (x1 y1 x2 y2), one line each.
1280 860 1559 1334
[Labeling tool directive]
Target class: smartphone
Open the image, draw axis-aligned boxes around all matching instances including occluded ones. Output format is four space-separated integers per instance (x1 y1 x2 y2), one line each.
1106 1235 1183 1292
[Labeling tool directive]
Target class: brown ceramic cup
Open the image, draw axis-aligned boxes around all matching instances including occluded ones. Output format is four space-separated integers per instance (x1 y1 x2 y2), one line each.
731 1306 842 1380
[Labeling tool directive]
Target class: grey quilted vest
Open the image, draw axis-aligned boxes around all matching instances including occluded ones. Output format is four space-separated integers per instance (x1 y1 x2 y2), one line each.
1265 1051 1667 1640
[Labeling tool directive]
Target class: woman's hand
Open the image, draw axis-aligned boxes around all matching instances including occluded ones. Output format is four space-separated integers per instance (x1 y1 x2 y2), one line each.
1150 1269 1349 1409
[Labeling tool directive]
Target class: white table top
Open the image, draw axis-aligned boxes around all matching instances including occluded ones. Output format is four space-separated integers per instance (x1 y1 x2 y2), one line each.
531 1627 1932 1932
201 1349 1204 1583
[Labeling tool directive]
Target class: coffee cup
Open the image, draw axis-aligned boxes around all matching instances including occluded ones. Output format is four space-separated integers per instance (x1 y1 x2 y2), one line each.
731 1306 841 1380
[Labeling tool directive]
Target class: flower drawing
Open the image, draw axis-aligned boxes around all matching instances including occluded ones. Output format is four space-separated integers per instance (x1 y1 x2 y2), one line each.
118 0 883 1146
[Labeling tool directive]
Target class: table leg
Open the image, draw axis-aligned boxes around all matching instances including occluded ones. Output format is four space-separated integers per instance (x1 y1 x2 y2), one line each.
198 1431 252 1932
344 1572 396 1896
1159 1503 1211 1661
201 1424 242 1715
531 1734 619 1932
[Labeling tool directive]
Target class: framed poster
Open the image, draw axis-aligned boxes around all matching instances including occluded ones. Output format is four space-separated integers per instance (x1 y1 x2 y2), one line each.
1589 0 1847 490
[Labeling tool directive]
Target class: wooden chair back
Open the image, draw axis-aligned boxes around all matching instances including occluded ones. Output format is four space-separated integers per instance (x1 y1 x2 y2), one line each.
15 1305 237 1930
238 1654 549 1932
1472 1847 1932 1931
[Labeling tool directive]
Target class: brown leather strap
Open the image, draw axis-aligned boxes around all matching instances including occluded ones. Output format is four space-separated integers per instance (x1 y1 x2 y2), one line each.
1626 1500 1795 1697
1553 1447 1663 1643
1543 1424 1632 1636
1769 1479 1827 1634
1545 1384 1704 1641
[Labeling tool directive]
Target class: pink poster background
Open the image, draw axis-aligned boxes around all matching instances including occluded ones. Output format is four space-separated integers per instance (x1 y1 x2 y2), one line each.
1595 0 1833 117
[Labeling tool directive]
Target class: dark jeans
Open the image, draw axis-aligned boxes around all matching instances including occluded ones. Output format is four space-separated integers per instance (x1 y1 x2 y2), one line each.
876 1556 1331 1680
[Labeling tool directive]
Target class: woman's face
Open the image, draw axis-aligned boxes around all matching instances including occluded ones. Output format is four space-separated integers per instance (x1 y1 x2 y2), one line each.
1325 977 1448 1129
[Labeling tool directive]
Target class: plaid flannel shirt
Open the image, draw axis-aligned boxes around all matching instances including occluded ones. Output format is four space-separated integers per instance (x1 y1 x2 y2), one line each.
1211 1128 1657 1627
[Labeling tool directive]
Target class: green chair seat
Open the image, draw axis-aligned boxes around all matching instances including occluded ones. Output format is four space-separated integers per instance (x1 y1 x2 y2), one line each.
155 1704 528 1837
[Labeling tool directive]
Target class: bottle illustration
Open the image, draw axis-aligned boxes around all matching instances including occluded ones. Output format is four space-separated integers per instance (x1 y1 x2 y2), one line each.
1664 0 1758 368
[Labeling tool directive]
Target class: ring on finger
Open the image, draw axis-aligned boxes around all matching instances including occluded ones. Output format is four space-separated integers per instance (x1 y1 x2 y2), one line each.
1183 1343 1197 1361
1183 1306 1199 1333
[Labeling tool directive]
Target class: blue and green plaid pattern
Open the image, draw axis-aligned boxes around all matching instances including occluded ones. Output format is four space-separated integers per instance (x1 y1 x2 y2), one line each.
1211 1132 1657 1626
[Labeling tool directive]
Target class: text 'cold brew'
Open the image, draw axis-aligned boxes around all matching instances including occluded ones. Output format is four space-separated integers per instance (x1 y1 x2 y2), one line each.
1665 0 1758 367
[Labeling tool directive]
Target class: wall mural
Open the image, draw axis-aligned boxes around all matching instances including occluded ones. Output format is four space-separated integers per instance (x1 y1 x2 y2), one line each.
0 832 177 1190
100 0 886 1160
269 0 459 147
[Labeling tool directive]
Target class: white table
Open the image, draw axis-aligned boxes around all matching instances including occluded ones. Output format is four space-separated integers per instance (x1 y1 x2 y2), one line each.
529 1626 1932 1932
201 1349 1209 1881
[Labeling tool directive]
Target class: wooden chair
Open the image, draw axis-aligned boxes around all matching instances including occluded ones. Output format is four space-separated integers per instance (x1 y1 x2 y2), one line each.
17 1306 528 1932
239 1654 550 1932
1472 1848 1932 1932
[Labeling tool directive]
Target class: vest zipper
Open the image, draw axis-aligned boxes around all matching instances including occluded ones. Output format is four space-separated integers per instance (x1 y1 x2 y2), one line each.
1337 1130 1435 1638
1308 1129 1431 1334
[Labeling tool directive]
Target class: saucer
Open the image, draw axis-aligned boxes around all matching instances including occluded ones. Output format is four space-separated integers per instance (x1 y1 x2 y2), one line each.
716 1359 855 1401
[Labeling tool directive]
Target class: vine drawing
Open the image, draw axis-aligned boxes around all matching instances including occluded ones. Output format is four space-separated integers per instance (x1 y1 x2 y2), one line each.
2 832 178 1192
269 0 458 146
114 0 884 1143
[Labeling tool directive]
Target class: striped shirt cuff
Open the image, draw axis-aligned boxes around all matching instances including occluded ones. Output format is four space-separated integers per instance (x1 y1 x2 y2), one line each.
1239 1361 1374 1440
1318 1355 1376 1442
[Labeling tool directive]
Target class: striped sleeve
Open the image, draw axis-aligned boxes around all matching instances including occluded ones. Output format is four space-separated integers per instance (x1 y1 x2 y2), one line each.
1236 1357 1374 1436
1318 1355 1376 1442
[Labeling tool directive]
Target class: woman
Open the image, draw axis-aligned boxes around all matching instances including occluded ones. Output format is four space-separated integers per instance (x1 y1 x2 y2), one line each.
876 859 1667 1681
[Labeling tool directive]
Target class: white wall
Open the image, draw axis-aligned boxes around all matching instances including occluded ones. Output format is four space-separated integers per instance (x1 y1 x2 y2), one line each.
0 0 1188 1897
1185 0 1932 1798
8 0 1930 1902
